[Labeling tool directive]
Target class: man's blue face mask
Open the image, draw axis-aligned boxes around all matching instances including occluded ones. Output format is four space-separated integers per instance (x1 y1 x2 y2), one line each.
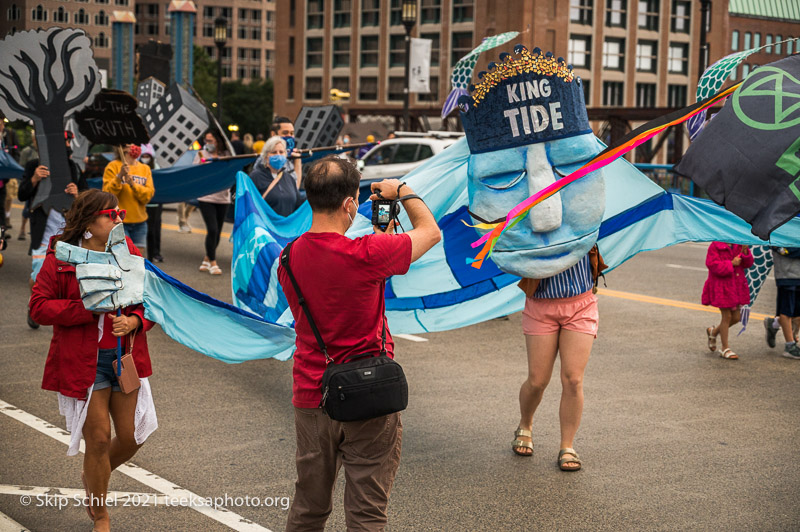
282 135 296 155
466 132 606 279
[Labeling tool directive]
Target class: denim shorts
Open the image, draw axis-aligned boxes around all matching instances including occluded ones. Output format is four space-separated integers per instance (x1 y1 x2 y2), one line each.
123 221 148 248
94 348 122 392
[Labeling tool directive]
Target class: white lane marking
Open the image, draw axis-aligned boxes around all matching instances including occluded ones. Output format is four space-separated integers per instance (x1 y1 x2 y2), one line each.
0 510 28 531
0 400 273 532
665 263 708 272
394 334 428 343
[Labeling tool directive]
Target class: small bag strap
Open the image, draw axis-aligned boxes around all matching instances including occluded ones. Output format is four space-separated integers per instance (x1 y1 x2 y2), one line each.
280 239 332 363
262 169 284 200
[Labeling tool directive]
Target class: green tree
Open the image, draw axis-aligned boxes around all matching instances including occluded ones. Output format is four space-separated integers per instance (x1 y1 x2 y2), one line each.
192 45 219 108
192 46 273 137
221 78 273 138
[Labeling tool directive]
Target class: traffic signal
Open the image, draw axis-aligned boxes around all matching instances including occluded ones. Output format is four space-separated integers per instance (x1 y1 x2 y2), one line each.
330 88 350 101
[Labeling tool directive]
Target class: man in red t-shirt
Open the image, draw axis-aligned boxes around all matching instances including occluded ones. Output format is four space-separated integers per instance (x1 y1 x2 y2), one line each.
278 156 440 531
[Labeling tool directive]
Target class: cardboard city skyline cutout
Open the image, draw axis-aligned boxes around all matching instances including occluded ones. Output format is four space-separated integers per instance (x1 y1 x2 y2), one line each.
0 27 101 212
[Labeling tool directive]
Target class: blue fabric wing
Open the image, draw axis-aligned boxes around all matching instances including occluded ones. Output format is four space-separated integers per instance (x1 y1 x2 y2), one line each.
150 156 257 204
143 261 295 362
229 136 800 338
0 148 23 181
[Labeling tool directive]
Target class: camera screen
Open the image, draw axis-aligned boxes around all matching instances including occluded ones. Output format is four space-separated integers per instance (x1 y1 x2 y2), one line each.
377 205 391 223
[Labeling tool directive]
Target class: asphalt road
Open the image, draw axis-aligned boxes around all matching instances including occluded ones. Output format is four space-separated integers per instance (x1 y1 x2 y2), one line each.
1 204 798 531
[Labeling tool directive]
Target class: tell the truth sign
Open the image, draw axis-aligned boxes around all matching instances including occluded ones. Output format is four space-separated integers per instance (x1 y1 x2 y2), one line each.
75 89 150 145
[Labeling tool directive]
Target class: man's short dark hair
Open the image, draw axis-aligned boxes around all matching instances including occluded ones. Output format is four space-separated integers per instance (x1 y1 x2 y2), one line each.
271 116 293 135
304 156 361 213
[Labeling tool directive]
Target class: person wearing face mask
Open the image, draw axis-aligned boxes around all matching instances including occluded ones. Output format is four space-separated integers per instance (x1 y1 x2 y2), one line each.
30 189 157 532
18 130 87 329
277 157 440 530
193 130 231 275
102 144 155 254
248 136 305 217
269 116 303 191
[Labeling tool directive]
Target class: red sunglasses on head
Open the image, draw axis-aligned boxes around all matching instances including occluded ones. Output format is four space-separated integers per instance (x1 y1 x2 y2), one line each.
95 208 126 222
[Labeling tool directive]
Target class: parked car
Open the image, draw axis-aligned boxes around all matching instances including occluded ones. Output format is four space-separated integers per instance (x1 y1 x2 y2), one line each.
355 132 463 201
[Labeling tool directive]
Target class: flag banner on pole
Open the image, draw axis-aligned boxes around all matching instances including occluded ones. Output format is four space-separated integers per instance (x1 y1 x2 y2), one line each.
409 38 432 94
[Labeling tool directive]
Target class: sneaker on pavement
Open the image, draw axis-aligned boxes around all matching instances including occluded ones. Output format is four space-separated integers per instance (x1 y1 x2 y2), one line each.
178 223 192 233
782 343 800 360
764 317 778 348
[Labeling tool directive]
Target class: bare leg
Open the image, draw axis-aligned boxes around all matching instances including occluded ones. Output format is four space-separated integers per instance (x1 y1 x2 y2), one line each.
713 308 733 351
82 387 112 532
729 308 741 327
108 390 143 471
557 329 594 468
778 315 796 343
514 333 559 455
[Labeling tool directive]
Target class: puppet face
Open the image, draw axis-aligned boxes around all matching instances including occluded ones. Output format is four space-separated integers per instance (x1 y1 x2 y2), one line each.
467 132 605 278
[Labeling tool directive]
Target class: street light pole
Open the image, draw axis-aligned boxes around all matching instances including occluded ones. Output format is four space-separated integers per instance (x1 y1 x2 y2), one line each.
401 0 417 132
213 17 228 121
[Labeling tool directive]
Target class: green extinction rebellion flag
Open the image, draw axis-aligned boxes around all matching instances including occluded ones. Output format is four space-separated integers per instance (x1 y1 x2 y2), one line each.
676 54 800 240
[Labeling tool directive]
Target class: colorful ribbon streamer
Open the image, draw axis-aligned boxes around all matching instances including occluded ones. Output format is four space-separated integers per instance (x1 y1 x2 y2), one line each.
469 82 743 269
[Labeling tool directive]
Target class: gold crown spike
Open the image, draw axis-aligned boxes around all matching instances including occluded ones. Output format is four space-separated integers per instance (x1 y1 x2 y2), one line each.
469 46 575 107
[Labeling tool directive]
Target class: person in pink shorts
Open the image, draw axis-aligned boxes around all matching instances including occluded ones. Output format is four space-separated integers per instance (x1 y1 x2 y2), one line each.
512 253 598 471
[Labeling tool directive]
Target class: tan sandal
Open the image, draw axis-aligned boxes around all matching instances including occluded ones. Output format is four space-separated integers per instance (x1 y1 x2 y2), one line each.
512 427 533 456
719 348 738 360
558 448 582 471
706 327 717 352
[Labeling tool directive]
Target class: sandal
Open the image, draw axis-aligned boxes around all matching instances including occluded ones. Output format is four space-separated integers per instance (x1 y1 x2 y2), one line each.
558 448 582 471
706 327 717 352
199 260 211 272
512 427 533 456
81 471 94 520
208 265 222 275
719 348 738 360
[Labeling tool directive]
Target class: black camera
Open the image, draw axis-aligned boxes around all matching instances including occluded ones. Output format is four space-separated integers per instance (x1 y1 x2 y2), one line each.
371 199 400 231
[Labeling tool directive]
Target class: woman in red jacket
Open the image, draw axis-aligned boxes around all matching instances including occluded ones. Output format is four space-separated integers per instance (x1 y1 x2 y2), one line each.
30 189 156 532
702 242 754 360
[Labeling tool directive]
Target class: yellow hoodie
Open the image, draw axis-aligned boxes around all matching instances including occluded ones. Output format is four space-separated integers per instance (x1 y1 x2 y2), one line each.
102 160 155 224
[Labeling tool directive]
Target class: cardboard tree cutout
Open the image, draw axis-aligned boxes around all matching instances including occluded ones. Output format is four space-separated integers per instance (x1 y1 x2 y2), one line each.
0 28 101 212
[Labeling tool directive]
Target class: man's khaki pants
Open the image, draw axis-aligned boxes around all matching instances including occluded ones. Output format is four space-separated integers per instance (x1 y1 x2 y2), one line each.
285 407 402 532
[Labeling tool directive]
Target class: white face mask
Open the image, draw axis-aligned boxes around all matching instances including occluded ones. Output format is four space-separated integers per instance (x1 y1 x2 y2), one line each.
345 198 358 229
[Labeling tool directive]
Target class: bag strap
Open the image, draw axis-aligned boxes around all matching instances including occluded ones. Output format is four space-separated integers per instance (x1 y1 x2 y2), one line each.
280 239 388 364
262 169 284 200
280 239 331 363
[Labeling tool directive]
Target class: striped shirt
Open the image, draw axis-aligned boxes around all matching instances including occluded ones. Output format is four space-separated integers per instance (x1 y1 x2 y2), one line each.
533 254 593 299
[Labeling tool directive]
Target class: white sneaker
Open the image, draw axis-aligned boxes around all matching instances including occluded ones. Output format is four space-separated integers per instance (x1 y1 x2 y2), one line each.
178 223 192 233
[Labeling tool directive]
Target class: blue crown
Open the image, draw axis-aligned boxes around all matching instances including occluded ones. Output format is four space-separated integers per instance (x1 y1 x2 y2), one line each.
458 46 591 154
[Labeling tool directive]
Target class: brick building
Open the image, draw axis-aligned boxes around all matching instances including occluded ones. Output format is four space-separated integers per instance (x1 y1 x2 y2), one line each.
1 0 276 85
273 1 799 161
2 0 121 81
133 0 277 81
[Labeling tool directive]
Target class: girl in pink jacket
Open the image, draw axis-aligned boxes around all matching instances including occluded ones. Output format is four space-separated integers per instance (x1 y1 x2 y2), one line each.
702 242 754 359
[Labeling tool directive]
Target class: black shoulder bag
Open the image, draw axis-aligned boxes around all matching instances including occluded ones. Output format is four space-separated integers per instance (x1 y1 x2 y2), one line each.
280 240 408 422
